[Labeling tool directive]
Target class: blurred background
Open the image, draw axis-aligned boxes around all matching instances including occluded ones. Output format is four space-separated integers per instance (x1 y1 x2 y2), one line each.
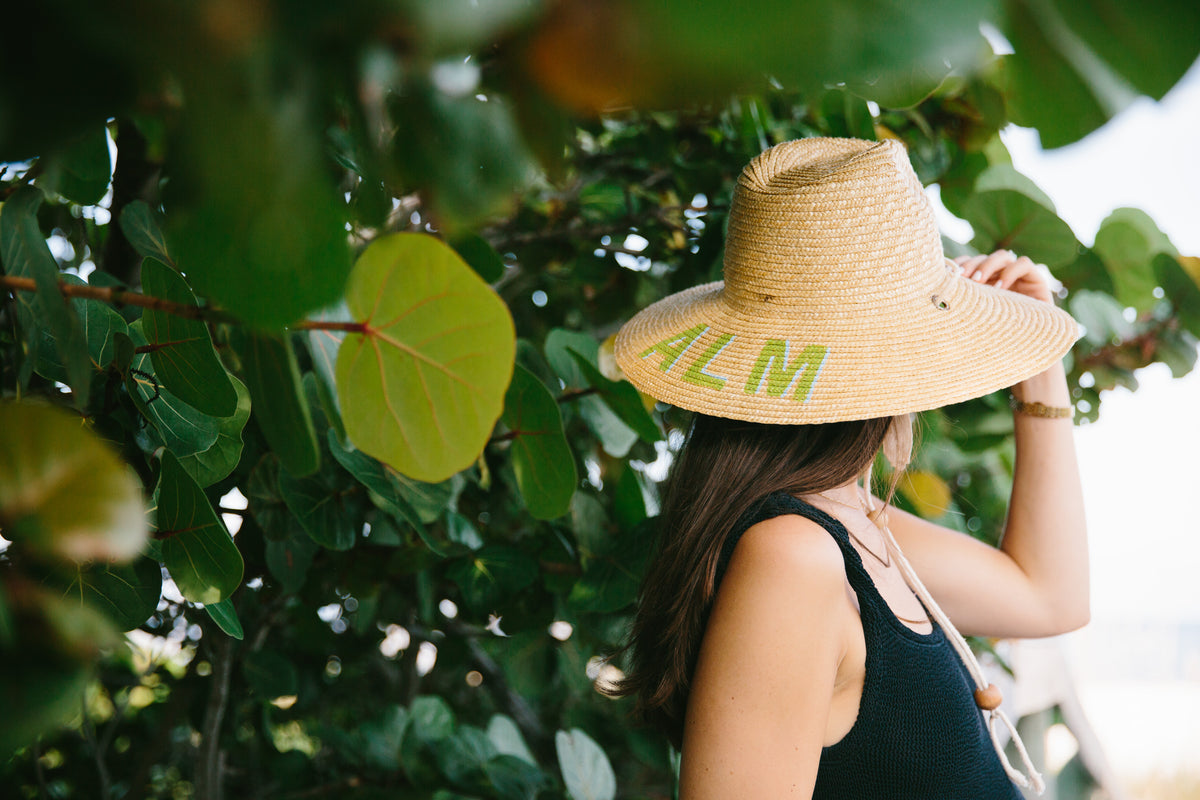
1 2 1197 799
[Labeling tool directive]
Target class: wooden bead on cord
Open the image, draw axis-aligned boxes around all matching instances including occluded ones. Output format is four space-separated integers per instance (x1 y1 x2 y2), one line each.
974 684 1004 711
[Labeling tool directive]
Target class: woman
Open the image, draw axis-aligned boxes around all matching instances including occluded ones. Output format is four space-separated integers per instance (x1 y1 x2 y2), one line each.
612 137 1088 798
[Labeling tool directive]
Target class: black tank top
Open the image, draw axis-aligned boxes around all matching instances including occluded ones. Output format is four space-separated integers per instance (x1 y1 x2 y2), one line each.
715 492 1022 799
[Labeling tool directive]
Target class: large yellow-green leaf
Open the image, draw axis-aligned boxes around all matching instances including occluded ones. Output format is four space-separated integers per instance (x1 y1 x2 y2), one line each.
336 233 515 482
142 258 238 417
0 402 147 563
501 365 577 521
156 452 243 604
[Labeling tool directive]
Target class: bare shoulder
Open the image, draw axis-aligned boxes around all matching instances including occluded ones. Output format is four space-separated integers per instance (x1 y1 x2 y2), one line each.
727 512 846 586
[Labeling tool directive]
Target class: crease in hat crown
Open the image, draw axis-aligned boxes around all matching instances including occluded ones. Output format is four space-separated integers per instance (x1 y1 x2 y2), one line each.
613 136 1081 425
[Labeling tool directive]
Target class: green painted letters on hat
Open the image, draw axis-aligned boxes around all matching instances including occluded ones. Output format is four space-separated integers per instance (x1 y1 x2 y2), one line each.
639 324 708 373
745 340 828 403
681 332 734 390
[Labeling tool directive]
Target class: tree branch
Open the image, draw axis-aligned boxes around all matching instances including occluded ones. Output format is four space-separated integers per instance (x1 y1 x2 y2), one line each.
195 636 236 800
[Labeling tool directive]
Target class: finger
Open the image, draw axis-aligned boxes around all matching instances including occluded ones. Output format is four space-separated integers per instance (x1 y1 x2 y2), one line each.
994 257 1036 291
957 254 988 278
970 249 1016 284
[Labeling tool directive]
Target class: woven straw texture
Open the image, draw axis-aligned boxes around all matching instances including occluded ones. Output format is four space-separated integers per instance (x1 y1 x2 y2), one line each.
614 138 1080 424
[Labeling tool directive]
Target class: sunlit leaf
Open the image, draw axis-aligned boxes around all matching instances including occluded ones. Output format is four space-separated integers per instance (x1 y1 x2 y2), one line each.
0 401 147 563
1093 208 1176 312
336 233 515 482
142 258 237 416
156 452 243 604
898 470 953 518
501 365 577 520
236 330 320 478
556 728 616 800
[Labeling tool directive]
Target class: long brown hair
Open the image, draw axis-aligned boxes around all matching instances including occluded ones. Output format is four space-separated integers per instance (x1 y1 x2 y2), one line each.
613 413 899 747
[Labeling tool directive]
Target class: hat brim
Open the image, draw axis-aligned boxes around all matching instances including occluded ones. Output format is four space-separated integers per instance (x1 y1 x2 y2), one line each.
614 266 1080 424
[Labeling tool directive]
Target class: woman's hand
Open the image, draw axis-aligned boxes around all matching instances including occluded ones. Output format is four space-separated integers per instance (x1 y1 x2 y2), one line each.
955 250 1054 304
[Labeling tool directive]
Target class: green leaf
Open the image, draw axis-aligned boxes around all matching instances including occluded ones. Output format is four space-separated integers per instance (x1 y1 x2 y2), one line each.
447 546 539 613
486 714 536 766
568 351 661 444
556 728 616 800
142 258 237 416
1156 328 1199 379
1093 208 1176 312
408 695 456 744
278 464 357 551
243 649 299 699
452 234 506 283
177 376 251 488
236 330 320 478
485 754 548 800
156 452 244 604
1069 290 1133 347
39 125 112 206
0 185 92 405
168 92 352 328
0 401 147 563
127 321 220 457
265 531 317 594
567 558 640 614
205 597 244 640
437 726 497 784
33 275 129 383
67 557 163 632
306 301 352 436
326 429 426 535
336 233 515 482
119 200 173 266
545 329 638 457
1154 254 1200 338
501 365 577 520
963 165 1079 268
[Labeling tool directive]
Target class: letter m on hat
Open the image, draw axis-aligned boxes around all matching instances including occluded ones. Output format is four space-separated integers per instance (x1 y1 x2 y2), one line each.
744 340 828 403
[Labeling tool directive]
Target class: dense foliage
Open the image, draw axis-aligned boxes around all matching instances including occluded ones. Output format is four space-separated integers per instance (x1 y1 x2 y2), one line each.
2 1 1198 798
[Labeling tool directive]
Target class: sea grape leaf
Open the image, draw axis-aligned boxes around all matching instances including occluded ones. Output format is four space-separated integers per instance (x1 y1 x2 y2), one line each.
127 322 220 457
278 463 357 551
447 546 539 614
544 329 637 457
556 728 616 800
265 531 317 594
486 714 536 766
0 401 147 563
336 233 516 482
119 200 174 266
243 649 299 699
0 186 92 405
156 452 243 604
451 234 506 283
177 376 251 488
235 330 320 478
204 597 244 640
33 274 129 383
963 165 1079 268
1093 208 1176 313
141 258 237 416
326 430 426 537
1154 254 1200 338
568 350 660 444
168 91 352 328
1069 290 1132 347
500 365 577 521
67 557 163 632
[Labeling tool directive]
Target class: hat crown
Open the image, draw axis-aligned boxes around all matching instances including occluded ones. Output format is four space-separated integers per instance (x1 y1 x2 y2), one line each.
722 138 942 311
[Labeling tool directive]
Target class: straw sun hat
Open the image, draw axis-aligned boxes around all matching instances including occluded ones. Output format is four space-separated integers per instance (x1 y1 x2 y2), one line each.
614 137 1080 424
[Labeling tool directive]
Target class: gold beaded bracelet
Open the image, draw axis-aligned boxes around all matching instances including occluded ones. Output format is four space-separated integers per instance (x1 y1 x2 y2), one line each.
1010 396 1075 419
